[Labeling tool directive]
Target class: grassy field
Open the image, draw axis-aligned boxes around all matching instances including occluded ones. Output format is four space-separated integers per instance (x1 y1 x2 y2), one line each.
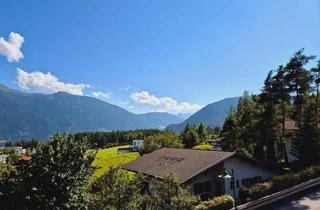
192 144 213 150
91 145 140 179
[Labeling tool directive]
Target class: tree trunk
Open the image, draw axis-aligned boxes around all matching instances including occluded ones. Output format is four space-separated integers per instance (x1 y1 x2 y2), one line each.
316 84 319 126
281 100 289 163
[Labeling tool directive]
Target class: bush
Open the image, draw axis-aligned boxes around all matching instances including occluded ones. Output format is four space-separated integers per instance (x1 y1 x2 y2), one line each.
194 195 234 210
239 165 320 203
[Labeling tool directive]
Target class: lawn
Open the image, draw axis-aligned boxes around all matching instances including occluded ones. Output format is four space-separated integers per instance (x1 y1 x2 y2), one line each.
91 145 140 179
193 144 213 150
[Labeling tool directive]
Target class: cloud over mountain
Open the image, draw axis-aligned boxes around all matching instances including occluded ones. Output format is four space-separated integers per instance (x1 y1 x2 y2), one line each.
17 68 90 95
92 91 112 99
130 91 202 113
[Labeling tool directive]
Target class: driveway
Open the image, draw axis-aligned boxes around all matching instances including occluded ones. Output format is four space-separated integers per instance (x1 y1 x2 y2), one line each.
273 187 320 210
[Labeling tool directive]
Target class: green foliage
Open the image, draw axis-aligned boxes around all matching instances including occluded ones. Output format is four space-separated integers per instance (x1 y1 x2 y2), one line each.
221 49 319 165
291 100 320 165
74 129 163 148
194 195 234 210
285 49 315 126
140 132 182 155
239 165 320 203
91 145 140 179
181 124 200 148
91 167 141 210
197 123 208 143
92 167 198 210
0 134 94 210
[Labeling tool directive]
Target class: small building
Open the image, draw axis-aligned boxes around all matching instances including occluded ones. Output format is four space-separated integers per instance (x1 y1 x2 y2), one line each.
207 139 222 151
14 147 24 155
132 139 144 151
123 148 275 199
0 153 9 163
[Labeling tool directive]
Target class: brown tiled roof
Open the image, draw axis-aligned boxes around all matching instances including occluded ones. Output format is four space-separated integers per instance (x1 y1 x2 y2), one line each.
19 155 31 161
122 148 235 183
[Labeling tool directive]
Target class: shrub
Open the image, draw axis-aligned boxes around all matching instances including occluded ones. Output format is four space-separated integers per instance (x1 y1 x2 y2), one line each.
239 165 320 203
194 195 234 210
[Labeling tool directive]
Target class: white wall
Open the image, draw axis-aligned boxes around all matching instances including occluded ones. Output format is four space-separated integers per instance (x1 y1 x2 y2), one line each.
132 140 144 149
223 156 275 197
284 138 297 162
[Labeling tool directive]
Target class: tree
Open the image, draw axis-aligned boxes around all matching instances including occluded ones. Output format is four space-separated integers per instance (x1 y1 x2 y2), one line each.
291 99 320 165
92 167 141 210
92 167 198 210
311 60 320 125
285 49 315 127
144 176 198 210
272 65 291 162
197 123 208 143
257 71 278 163
140 132 182 155
181 124 200 148
221 111 240 151
8 134 95 210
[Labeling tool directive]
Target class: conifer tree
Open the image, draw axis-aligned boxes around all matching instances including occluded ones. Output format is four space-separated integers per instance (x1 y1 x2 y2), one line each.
197 123 208 143
311 60 320 125
285 49 315 127
272 65 291 162
257 71 278 163
181 124 200 148
291 99 320 165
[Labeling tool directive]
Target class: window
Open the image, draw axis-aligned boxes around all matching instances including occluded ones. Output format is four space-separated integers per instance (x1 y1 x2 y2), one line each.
241 176 262 187
236 180 240 188
194 181 212 195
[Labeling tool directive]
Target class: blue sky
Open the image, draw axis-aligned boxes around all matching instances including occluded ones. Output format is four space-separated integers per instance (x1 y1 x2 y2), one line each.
0 0 320 114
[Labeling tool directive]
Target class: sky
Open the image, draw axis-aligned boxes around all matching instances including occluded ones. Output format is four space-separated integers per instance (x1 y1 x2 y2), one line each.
0 0 320 114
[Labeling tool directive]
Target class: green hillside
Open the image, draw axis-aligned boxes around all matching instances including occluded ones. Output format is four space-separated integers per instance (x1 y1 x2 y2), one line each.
91 145 140 179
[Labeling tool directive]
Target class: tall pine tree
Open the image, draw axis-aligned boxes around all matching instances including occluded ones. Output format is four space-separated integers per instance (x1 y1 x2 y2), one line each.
285 49 315 127
291 99 320 166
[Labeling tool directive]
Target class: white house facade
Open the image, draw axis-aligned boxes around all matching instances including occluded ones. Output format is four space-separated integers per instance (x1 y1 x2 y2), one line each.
132 139 144 151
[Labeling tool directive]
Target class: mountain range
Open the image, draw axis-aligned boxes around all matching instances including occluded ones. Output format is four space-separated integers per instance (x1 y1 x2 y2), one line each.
166 97 239 132
0 84 239 140
0 84 184 140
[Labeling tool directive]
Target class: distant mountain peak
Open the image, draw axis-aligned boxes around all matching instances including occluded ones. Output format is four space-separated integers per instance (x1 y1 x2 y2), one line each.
166 97 239 132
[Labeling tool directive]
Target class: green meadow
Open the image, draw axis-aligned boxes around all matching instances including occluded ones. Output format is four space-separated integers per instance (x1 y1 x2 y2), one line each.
91 145 140 179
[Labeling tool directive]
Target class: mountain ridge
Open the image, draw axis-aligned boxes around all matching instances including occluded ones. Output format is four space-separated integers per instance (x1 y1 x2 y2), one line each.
166 96 240 132
0 84 183 140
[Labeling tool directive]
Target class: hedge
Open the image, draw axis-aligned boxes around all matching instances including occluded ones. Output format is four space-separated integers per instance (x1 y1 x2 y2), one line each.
239 165 320 203
194 195 234 210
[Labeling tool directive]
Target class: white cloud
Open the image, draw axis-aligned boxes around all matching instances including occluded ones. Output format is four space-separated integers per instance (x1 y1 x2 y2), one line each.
130 91 202 113
0 32 24 62
17 68 90 95
92 91 111 99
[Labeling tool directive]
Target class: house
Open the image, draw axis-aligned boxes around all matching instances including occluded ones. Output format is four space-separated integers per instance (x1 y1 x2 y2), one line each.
132 139 144 151
15 147 24 155
123 148 275 199
207 139 222 151
0 153 9 163
277 120 299 162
